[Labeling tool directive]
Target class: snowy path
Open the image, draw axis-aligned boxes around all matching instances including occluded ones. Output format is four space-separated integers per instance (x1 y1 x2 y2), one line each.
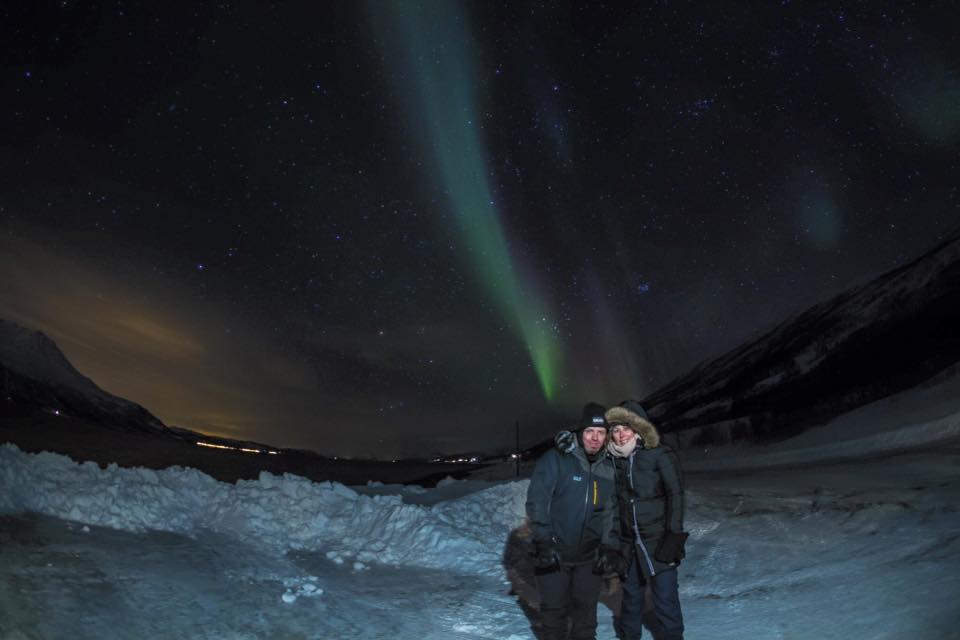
2 442 959 639
679 446 960 639
0 513 536 640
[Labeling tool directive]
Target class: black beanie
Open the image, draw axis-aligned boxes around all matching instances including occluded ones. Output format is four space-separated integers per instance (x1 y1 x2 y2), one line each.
579 402 609 430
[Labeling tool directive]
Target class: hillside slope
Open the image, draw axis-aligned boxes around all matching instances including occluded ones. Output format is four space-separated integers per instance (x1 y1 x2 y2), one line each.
644 231 960 447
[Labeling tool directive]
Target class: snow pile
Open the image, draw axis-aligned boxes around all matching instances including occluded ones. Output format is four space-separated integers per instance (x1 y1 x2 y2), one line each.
280 576 324 604
0 444 528 575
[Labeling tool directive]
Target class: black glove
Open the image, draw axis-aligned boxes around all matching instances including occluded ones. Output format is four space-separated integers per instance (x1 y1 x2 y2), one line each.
654 530 689 564
593 547 626 577
532 540 561 574
555 430 577 454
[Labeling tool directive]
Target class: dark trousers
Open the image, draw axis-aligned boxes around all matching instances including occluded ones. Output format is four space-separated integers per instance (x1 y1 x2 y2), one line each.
617 554 684 640
535 562 603 640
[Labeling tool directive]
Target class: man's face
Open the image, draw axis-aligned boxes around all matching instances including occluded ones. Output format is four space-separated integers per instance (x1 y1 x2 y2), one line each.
581 426 607 454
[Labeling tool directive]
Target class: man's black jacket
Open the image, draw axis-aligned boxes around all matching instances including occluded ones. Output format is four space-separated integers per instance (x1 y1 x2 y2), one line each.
525 446 619 565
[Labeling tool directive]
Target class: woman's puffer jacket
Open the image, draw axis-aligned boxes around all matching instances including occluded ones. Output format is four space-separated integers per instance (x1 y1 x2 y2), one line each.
606 406 685 578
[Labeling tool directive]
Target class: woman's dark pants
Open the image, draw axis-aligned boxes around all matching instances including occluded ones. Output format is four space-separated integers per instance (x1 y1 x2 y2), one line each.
616 553 684 640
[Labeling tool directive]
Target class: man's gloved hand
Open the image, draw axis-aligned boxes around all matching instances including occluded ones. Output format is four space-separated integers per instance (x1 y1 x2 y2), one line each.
654 530 690 564
532 540 562 574
593 547 626 578
554 430 577 454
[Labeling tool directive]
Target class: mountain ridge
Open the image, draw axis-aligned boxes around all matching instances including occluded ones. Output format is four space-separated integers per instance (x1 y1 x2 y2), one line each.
0 318 168 434
644 230 960 447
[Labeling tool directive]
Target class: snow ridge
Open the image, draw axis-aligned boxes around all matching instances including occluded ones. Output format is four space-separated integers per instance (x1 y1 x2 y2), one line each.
0 444 527 576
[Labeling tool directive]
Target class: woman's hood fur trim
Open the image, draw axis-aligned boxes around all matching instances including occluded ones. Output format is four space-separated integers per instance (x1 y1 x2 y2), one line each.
604 406 660 449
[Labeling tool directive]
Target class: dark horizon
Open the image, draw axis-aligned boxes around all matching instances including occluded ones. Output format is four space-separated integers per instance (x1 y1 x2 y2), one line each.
2 1 957 456
4 222 958 462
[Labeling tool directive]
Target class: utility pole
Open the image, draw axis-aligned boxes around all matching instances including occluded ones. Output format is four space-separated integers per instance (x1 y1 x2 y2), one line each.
515 419 520 478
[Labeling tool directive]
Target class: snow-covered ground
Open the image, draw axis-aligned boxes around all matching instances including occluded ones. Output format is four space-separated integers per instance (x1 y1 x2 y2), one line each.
682 367 960 472
2 380 960 639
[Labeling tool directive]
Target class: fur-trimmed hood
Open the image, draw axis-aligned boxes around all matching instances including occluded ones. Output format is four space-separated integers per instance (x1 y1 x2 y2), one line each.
604 406 660 449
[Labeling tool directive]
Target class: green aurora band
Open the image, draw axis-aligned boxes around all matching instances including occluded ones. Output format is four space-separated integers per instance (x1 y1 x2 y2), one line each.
370 1 563 399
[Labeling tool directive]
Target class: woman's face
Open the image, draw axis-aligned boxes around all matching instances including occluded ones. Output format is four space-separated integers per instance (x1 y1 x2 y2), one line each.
611 425 636 446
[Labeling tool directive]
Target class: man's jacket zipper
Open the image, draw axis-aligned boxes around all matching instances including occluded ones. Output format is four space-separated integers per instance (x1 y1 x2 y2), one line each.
578 460 594 550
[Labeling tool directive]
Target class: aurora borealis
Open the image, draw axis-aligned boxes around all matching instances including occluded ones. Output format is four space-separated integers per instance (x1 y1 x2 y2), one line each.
1 1 957 456
370 0 563 399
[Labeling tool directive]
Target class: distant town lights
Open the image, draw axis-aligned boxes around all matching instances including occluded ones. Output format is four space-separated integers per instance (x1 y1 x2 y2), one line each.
197 441 231 451
196 441 279 455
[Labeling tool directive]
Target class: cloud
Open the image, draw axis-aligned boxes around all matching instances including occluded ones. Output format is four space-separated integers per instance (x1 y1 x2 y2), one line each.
0 234 549 456
0 236 312 442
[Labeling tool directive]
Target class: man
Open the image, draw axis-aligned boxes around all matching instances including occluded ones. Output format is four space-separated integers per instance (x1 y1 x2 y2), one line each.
605 400 687 640
525 402 621 640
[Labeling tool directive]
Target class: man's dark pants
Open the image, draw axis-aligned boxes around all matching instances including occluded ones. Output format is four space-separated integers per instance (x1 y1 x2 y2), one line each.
535 562 602 640
616 553 684 640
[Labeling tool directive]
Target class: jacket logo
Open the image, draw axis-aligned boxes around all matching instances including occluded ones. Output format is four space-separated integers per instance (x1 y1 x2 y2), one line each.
572 475 583 482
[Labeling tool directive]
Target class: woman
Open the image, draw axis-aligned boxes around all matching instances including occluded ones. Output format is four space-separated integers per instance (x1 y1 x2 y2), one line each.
604 400 687 640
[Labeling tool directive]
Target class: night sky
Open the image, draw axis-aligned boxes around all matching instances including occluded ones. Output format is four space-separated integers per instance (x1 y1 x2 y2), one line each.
2 1 957 457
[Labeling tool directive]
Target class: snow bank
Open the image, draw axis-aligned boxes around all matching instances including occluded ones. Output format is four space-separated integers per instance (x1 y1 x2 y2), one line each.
0 444 528 575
